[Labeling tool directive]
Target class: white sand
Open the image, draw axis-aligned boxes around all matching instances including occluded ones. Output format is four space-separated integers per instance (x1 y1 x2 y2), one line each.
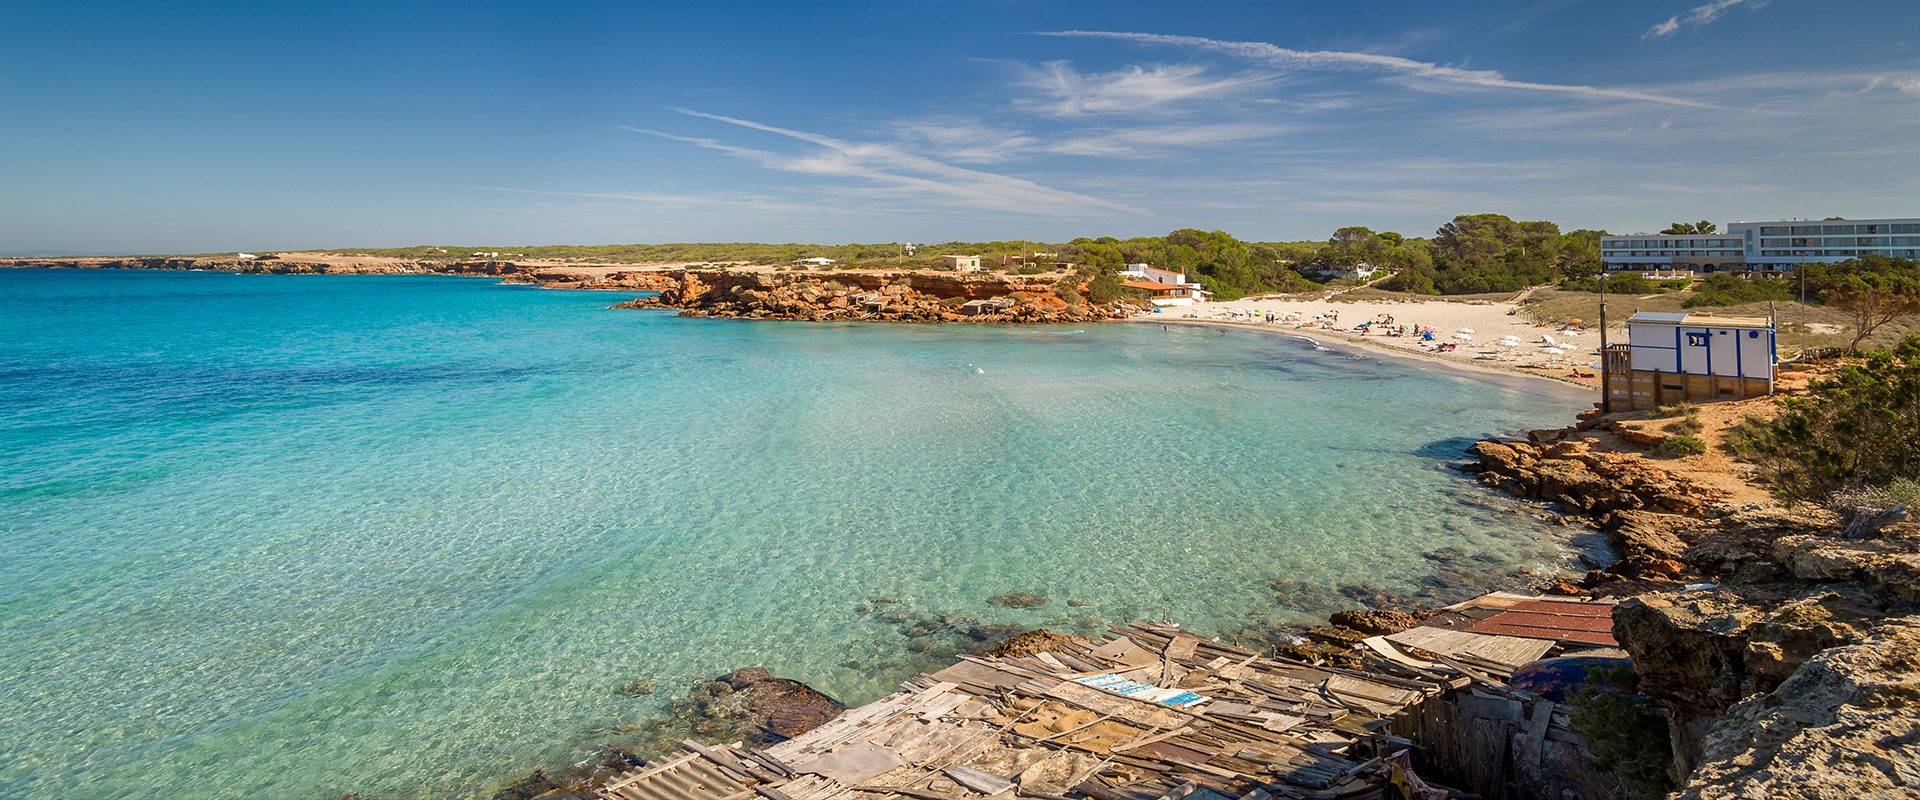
1138 295 1623 390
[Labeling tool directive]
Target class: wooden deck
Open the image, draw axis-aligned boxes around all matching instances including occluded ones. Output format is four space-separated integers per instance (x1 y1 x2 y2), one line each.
594 595 1623 800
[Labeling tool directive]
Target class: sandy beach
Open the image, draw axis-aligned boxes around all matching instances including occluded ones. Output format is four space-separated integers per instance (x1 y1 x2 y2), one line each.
1136 294 1618 391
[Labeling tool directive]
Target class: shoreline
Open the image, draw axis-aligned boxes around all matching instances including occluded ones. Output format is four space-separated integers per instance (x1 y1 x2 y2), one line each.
1136 315 1600 399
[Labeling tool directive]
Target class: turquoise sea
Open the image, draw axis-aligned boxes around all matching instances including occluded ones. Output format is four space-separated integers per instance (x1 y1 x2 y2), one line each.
0 269 1588 799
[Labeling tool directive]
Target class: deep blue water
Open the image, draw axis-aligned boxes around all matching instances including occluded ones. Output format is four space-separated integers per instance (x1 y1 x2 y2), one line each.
0 269 1584 798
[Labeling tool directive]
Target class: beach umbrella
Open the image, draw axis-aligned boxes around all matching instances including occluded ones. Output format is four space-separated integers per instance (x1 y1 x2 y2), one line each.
1456 327 1474 334
1541 334 1558 345
1543 346 1566 354
1567 317 1583 325
1453 333 1474 341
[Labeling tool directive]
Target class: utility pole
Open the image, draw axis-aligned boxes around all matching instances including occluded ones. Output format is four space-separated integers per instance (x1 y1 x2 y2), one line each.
1597 270 1611 413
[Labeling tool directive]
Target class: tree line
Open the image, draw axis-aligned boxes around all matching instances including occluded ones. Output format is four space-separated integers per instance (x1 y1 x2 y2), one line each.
342 215 1914 316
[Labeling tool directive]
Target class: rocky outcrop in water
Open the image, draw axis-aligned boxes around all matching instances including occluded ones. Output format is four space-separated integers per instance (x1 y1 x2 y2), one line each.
1467 438 1722 516
612 269 1137 323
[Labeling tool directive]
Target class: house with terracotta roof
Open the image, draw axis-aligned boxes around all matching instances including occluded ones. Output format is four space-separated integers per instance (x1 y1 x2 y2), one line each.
1119 264 1210 305
1121 280 1198 307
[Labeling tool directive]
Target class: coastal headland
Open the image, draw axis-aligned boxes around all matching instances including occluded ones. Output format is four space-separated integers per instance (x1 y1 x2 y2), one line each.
1 254 1613 385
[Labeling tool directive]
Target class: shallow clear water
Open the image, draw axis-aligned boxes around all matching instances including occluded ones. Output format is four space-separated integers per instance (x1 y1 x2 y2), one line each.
0 269 1585 799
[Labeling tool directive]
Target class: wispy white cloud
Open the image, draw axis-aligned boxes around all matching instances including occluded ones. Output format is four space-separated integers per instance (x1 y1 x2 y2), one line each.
629 109 1150 217
1645 0 1765 38
1009 61 1270 115
891 117 1283 162
884 120 1040 165
1037 30 1721 109
453 185 847 216
1044 122 1283 158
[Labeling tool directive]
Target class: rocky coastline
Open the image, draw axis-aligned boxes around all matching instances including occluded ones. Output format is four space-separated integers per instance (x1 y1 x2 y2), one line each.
612 268 1134 323
1458 395 1918 798
2 256 1135 324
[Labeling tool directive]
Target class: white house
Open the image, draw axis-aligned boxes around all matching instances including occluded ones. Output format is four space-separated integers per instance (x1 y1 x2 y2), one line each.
1121 280 1198 307
1119 264 1213 303
941 254 982 272
794 257 837 268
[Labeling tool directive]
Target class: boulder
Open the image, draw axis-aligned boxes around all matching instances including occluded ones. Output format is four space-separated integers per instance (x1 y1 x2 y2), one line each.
1613 593 1764 714
1677 617 1920 800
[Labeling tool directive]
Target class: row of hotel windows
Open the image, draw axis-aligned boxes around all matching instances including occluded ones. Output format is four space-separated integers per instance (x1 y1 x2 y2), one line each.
1602 239 1738 249
1755 223 1920 235
1605 248 1920 261
1607 250 1742 257
1760 237 1920 248
1758 249 1920 258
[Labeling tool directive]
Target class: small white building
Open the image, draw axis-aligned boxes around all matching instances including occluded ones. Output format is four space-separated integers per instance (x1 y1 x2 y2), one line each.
1606 311 1776 409
1121 280 1198 307
794 257 837 268
942 254 982 272
1626 311 1775 380
1119 264 1212 303
1311 262 1379 281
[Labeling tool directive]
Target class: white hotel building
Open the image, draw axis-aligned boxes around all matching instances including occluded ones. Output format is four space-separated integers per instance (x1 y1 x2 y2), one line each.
1601 217 1920 273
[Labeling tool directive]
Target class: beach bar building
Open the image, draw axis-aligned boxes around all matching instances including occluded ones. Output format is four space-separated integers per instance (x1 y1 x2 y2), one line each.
1604 311 1776 410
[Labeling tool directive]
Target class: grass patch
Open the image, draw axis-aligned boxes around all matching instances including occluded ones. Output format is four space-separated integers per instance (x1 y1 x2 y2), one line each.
1655 434 1707 457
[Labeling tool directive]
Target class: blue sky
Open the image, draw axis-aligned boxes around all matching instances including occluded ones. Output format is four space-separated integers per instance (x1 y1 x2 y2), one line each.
3 0 1917 253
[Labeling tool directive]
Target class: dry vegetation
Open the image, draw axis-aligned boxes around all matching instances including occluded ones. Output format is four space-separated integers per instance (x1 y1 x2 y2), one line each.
1520 287 1920 353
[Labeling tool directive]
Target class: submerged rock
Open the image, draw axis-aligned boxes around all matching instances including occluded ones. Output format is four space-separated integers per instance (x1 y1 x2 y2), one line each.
1328 608 1429 636
988 592 1048 609
983 628 1088 658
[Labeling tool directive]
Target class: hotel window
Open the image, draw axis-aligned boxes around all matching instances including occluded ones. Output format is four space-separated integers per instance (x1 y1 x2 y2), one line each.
1825 225 1855 235
1861 224 1880 234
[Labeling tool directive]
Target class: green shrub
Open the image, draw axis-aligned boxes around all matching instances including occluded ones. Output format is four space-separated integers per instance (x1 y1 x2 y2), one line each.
1563 272 1652 293
1569 666 1673 800
1684 274 1793 307
1655 434 1707 457
1731 335 1920 503
1650 401 1698 419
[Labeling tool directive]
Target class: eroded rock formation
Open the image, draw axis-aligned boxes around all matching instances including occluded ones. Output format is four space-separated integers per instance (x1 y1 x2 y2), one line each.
612 269 1137 323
